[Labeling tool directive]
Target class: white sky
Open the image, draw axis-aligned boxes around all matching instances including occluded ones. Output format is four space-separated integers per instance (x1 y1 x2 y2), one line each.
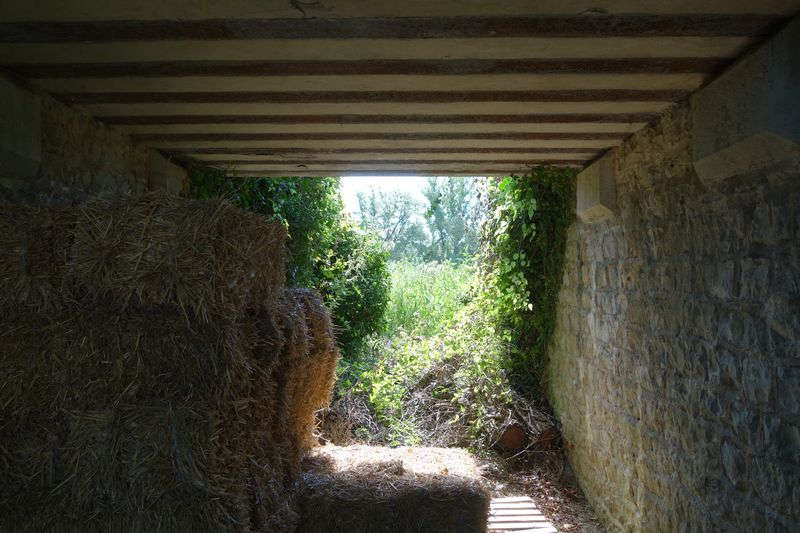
339 175 431 218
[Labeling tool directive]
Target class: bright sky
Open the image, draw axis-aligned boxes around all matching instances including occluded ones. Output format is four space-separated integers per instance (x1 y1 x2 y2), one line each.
339 175 431 218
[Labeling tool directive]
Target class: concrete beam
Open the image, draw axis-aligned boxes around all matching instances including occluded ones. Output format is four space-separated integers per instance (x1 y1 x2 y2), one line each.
1 2 796 22
576 152 617 223
148 152 187 195
31 73 709 94
0 76 40 180
691 16 800 185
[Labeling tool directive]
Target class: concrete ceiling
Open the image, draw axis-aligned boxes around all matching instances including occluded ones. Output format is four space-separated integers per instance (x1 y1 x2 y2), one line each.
1 1 798 177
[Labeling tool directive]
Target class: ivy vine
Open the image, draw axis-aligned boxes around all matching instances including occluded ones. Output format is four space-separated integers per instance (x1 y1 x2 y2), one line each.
482 167 576 385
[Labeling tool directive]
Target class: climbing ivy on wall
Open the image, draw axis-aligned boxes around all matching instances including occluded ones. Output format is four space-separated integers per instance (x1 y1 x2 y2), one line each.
481 167 576 384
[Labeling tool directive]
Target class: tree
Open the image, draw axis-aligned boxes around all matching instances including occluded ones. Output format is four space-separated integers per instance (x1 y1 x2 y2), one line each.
357 188 429 260
422 177 482 263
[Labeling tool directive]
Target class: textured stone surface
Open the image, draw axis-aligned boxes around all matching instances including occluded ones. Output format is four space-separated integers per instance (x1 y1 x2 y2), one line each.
0 81 188 203
548 101 800 532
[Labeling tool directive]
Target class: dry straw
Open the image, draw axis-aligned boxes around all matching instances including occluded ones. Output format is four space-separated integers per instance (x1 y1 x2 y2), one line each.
296 451 490 533
0 194 341 532
1 193 288 320
70 193 287 321
0 204 76 312
0 305 264 530
0 293 340 531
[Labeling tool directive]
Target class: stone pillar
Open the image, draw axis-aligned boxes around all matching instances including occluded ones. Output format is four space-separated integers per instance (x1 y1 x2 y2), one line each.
0 76 41 184
149 152 190 195
576 151 616 224
691 16 800 185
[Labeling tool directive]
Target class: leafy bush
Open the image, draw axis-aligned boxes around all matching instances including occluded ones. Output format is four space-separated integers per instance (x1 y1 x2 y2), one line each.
349 299 516 448
189 169 390 356
315 222 390 356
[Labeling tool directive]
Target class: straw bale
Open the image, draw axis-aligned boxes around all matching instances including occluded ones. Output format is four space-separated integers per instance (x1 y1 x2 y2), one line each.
69 192 287 320
0 194 287 319
312 444 485 480
249 288 340 475
0 304 292 532
0 203 76 312
284 288 341 453
296 450 490 533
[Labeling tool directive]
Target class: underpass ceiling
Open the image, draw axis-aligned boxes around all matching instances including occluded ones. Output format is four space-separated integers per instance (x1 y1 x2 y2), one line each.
1 1 798 176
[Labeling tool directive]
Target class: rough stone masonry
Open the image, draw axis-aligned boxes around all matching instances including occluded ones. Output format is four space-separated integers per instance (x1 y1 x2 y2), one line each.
548 18 799 531
0 76 188 204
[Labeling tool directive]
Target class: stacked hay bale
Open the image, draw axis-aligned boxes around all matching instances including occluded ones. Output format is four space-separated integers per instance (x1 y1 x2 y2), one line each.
297 445 491 532
0 193 340 532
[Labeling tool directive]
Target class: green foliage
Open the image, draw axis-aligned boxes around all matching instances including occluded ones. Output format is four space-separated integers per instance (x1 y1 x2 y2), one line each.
189 168 390 356
356 189 428 260
482 167 576 380
335 259 514 448
315 223 391 356
355 333 444 445
354 178 482 263
384 260 474 336
349 299 514 448
422 177 483 263
331 167 575 449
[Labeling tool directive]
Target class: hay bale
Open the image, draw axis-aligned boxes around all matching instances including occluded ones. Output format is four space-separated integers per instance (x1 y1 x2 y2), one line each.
0 204 76 312
69 193 287 320
250 288 340 474
284 288 340 452
0 304 292 531
1 194 287 318
0 289 341 531
310 444 485 480
296 451 490 533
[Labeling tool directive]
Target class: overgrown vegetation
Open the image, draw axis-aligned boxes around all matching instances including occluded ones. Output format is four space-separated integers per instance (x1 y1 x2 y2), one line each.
189 166 575 450
383 261 473 336
189 168 390 356
482 169 577 381
327 168 576 451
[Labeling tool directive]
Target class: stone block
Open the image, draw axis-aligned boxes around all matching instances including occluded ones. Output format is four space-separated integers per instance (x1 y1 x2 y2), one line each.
0 76 40 179
148 151 188 195
691 16 800 185
577 152 616 223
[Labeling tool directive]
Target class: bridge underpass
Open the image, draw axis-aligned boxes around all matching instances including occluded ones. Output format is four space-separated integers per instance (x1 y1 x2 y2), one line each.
1 2 799 531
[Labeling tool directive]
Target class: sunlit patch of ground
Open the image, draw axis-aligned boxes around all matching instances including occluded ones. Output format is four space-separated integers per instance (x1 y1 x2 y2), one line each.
308 444 602 532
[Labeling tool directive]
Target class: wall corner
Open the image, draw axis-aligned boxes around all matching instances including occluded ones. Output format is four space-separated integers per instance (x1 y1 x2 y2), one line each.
691 15 800 185
576 151 617 224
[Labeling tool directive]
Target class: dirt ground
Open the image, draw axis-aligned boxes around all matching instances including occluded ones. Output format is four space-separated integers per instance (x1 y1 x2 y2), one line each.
309 444 602 532
478 452 602 532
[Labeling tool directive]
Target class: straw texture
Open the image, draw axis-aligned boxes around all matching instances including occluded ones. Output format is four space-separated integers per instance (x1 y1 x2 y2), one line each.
0 194 340 532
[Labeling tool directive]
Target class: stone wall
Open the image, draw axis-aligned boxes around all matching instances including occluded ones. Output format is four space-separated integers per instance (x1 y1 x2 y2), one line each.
0 76 187 204
548 99 799 531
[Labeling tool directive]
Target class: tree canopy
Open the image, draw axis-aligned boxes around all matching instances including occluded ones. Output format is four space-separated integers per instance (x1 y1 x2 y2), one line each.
356 177 483 263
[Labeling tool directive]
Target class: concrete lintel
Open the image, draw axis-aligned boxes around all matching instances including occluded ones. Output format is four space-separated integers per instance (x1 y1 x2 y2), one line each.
577 151 616 224
691 15 800 185
148 151 188 195
0 76 41 180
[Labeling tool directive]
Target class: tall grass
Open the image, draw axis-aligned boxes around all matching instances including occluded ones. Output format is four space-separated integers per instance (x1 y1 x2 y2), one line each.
384 260 474 337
